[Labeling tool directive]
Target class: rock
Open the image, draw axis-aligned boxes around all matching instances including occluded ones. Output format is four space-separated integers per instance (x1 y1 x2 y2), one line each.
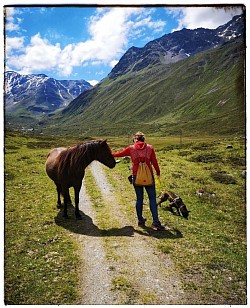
241 170 246 178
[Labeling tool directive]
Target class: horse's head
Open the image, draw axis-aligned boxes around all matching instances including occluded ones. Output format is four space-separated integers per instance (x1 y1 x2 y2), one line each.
96 139 116 169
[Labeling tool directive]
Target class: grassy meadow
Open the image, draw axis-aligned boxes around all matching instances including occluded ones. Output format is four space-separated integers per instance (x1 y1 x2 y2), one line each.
108 134 246 304
4 131 246 304
4 132 83 304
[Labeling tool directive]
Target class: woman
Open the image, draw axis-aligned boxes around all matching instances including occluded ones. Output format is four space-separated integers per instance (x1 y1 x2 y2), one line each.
112 131 165 231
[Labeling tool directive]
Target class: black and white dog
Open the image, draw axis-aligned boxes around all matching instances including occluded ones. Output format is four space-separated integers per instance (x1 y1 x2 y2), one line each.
157 190 190 219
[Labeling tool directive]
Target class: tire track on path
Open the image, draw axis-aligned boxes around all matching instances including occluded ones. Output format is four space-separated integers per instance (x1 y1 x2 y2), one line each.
75 178 119 305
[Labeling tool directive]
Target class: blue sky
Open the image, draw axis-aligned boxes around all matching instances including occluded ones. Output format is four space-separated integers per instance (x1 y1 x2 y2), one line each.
5 5 243 85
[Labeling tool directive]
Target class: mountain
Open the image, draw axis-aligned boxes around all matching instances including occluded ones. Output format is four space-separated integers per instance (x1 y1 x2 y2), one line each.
4 71 92 115
6 14 245 136
108 14 244 80
46 36 245 136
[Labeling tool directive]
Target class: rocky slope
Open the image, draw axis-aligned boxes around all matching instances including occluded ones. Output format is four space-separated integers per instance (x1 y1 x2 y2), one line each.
108 14 244 79
5 71 92 115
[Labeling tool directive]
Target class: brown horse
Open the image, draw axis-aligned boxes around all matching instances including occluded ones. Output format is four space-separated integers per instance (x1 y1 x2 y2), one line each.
45 139 116 219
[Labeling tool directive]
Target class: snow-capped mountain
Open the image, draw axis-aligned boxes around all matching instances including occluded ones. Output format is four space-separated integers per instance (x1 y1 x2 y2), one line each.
4 71 92 114
109 14 244 79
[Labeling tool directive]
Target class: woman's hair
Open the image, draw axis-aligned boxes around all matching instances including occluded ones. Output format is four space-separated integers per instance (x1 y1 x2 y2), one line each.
133 131 145 142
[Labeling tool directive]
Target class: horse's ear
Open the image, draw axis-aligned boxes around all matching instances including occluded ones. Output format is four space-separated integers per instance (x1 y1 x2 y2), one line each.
100 139 107 146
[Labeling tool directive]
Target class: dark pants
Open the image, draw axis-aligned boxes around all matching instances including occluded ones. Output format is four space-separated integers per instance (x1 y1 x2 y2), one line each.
133 184 159 222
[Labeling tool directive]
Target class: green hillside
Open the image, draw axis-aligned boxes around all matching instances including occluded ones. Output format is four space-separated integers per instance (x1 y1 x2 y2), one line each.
36 38 246 136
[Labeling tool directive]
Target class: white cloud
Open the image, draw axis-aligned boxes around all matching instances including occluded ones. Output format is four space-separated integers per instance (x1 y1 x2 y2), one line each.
6 7 166 77
87 7 141 61
5 7 22 32
109 60 119 68
170 6 243 31
5 36 25 54
65 7 165 72
87 80 99 86
131 16 165 33
8 33 62 72
7 6 241 79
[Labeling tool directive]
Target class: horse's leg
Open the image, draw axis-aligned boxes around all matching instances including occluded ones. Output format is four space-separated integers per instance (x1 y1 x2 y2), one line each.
56 184 62 208
62 187 70 218
74 184 82 219
68 194 73 206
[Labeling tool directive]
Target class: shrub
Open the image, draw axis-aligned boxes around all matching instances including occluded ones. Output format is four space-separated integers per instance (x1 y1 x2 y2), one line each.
190 152 222 163
227 153 245 167
211 171 237 184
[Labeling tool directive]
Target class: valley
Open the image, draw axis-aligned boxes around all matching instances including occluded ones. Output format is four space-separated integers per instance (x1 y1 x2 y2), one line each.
4 131 246 304
43 37 245 137
4 14 245 137
4 9 246 306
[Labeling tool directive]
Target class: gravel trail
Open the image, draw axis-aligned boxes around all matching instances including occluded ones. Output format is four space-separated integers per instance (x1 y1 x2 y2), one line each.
76 181 119 304
75 161 185 304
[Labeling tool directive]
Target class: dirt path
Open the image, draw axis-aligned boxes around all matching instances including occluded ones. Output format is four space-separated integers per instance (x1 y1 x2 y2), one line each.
76 161 185 305
76 183 119 304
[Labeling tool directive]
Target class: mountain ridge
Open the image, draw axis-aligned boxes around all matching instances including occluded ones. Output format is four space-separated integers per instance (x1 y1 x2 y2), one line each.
47 36 245 136
5 13 245 136
4 71 92 115
108 14 244 80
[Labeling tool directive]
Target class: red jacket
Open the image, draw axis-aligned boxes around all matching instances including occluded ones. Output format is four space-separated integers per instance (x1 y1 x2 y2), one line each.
112 141 160 176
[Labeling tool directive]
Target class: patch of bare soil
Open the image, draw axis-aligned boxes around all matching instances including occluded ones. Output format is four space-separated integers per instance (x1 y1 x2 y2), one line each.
76 161 186 304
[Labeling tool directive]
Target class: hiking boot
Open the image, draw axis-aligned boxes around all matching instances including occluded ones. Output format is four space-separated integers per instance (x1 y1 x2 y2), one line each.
138 217 147 227
152 221 165 231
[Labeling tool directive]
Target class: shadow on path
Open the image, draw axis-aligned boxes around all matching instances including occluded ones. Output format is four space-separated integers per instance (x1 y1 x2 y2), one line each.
54 207 183 240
